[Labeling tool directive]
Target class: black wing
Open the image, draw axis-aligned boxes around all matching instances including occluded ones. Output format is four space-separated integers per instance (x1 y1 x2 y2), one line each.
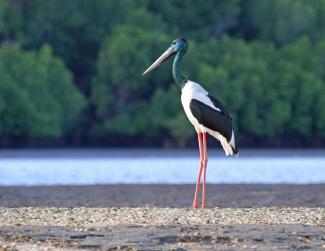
208 94 232 120
189 95 233 141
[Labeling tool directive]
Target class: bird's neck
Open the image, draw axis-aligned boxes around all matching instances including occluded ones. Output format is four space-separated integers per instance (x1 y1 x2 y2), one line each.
172 52 187 88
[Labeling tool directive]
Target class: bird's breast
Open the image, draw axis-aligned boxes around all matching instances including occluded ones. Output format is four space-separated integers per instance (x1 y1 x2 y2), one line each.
181 81 202 130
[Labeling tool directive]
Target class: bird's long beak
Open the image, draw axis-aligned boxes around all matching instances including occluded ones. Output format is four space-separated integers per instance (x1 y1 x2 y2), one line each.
142 47 176 75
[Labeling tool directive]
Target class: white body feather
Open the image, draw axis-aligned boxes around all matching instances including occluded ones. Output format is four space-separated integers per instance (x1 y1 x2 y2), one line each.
181 80 236 155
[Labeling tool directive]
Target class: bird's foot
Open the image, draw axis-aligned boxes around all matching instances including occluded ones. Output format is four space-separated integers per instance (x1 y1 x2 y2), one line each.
192 202 198 208
201 203 206 209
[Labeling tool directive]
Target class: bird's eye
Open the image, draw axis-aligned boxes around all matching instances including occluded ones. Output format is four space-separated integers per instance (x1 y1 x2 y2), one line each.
172 41 176 45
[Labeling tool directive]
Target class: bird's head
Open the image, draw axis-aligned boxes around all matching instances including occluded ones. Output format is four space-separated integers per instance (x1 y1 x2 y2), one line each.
142 37 188 75
170 37 188 54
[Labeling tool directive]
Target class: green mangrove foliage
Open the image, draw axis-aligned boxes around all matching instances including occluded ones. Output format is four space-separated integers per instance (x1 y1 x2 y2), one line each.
0 44 86 138
0 0 324 146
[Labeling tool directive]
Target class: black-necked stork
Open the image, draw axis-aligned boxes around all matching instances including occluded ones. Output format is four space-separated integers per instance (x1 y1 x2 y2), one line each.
143 37 238 208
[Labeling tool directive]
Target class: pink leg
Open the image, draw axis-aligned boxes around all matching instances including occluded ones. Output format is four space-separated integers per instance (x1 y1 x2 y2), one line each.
192 132 204 208
202 132 208 208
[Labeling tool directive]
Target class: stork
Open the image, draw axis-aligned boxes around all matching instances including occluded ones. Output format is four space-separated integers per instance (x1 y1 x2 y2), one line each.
143 37 238 208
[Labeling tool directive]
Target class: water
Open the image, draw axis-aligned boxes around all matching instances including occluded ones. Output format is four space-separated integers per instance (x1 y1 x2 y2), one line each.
0 149 324 186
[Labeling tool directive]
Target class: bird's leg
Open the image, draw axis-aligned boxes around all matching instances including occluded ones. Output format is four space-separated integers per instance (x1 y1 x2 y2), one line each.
192 132 204 208
202 132 208 208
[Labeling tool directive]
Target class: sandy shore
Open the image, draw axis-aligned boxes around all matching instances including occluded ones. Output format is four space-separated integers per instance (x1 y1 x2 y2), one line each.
0 207 324 250
1 223 325 250
1 184 325 207
1 185 325 250
1 207 324 226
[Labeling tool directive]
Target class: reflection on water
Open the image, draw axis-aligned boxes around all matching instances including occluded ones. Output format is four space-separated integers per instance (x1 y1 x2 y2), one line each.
0 149 324 185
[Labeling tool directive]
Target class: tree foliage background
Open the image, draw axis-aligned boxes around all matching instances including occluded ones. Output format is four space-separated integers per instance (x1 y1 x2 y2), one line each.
0 0 324 147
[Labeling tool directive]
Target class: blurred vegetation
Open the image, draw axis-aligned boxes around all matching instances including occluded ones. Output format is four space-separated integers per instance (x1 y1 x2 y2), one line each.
0 0 324 147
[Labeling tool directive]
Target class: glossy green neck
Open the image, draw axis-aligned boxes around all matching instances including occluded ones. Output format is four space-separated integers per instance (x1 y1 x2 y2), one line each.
172 51 187 88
